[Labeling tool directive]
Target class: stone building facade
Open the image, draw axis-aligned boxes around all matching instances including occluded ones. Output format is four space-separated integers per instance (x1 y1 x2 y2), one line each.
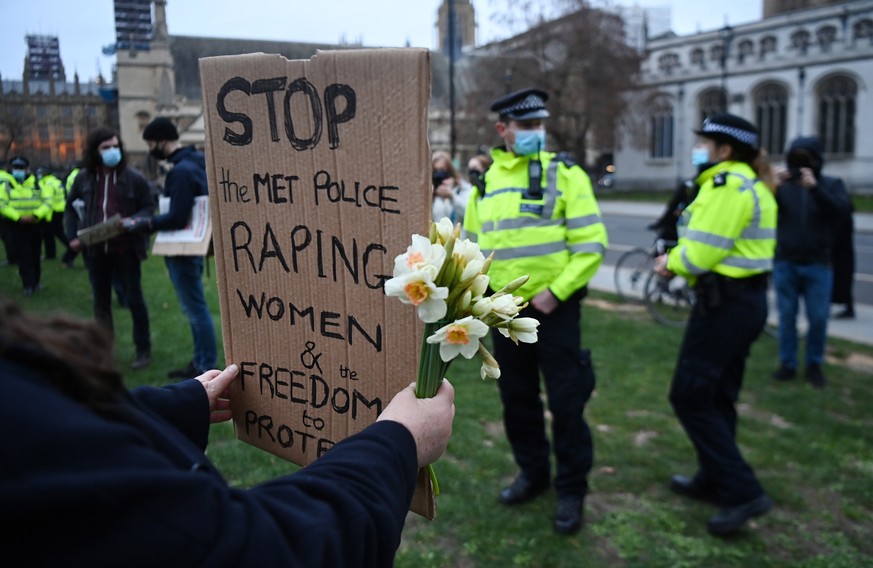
614 0 873 193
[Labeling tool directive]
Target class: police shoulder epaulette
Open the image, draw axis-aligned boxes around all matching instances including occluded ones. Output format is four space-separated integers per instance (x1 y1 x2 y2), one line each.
554 152 580 169
713 172 728 187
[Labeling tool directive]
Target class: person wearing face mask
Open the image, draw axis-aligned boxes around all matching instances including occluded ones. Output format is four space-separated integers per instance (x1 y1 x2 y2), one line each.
431 151 471 226
123 116 217 380
653 113 778 535
65 128 155 370
646 147 712 242
770 136 850 388
464 88 607 535
0 156 53 295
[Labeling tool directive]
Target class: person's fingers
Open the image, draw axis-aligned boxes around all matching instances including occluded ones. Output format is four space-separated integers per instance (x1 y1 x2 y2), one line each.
207 364 240 397
210 409 234 423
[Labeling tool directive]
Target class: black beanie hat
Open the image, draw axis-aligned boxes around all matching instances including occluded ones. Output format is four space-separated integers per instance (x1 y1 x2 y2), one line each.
142 117 179 141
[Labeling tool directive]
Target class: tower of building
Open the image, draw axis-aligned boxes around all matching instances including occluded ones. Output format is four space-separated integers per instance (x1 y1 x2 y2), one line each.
437 0 476 59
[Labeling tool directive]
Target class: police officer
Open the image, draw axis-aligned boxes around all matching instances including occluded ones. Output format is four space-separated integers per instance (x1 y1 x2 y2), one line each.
464 88 608 535
37 167 69 261
654 113 777 535
0 156 52 295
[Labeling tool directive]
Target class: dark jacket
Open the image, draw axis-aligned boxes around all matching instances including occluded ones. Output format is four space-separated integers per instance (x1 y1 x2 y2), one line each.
151 145 208 232
775 137 850 264
1 357 418 567
64 166 155 259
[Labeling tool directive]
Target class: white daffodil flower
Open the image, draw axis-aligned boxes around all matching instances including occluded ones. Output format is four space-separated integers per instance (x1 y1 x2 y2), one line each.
426 316 490 362
384 267 449 323
393 235 446 277
434 217 455 244
497 316 540 344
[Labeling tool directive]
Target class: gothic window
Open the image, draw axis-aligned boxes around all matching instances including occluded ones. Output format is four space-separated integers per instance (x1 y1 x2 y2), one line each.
658 52 681 75
698 88 727 125
754 83 788 156
816 25 837 52
690 48 705 69
63 125 75 141
760 36 777 59
649 96 674 159
817 75 857 155
737 40 754 64
61 106 73 118
854 18 873 44
38 124 50 142
709 44 723 63
791 29 811 54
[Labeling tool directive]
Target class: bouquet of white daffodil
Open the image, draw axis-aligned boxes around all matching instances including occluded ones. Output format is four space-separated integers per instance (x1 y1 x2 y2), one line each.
384 218 540 495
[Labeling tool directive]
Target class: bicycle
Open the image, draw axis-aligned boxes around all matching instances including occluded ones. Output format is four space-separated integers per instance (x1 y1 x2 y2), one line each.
613 237 676 303
643 269 695 328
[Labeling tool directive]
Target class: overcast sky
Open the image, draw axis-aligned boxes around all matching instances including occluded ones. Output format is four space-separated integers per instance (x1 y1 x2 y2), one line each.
1 0 762 81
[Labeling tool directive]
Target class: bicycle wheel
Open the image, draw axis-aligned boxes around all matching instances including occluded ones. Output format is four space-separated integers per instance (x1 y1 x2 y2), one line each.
613 248 654 303
644 270 695 328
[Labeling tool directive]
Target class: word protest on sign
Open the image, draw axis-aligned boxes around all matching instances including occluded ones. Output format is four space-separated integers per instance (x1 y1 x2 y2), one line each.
199 50 434 517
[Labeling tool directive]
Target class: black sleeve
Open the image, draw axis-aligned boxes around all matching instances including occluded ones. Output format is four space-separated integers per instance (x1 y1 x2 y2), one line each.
811 175 851 219
129 379 211 451
151 168 197 232
130 169 156 219
64 173 84 241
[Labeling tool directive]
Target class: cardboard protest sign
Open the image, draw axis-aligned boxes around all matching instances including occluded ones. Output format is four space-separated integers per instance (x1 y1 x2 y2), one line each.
152 195 212 256
199 49 434 517
77 214 123 246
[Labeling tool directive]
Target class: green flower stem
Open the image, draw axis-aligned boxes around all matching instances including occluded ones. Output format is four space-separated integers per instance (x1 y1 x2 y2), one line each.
416 320 452 496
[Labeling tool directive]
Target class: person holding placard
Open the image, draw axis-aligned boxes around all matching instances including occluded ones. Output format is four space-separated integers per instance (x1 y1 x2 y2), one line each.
132 117 217 379
0 299 455 566
65 128 154 370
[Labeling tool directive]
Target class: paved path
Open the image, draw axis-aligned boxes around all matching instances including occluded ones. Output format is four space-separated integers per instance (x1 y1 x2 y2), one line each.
594 200 872 347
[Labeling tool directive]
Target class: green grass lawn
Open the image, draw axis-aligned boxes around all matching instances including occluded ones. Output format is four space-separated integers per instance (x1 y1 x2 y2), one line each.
3 252 872 567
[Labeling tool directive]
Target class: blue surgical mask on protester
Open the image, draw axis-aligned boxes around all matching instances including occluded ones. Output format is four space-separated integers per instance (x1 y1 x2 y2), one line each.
101 147 122 168
690 146 710 167
11 169 26 183
512 128 546 157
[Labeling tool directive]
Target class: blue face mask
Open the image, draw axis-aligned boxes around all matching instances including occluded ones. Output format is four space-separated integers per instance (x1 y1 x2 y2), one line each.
691 147 710 167
512 128 546 157
101 147 122 168
11 169 26 183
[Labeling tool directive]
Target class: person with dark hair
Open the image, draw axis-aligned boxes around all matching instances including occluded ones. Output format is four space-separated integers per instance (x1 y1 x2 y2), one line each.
65 128 155 370
0 299 455 566
431 150 471 225
771 136 850 388
0 156 53 295
464 88 607 535
654 113 777 535
127 116 217 379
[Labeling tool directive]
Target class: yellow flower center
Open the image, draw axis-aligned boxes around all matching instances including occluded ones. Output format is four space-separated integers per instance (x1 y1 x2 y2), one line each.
446 325 470 345
404 281 429 306
406 251 425 269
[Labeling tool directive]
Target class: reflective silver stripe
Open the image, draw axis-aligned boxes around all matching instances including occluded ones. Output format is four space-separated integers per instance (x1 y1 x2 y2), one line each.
467 231 478 243
684 229 734 250
680 247 709 275
540 160 560 219
479 186 526 200
490 241 566 260
722 256 773 270
566 213 602 230
569 242 606 255
740 227 775 240
481 217 564 232
728 172 763 229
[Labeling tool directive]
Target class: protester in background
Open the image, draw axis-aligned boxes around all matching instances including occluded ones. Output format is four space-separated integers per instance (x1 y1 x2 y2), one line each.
831 195 856 319
466 153 492 194
465 88 607 535
655 113 777 535
770 137 850 387
132 116 217 379
0 156 52 296
431 150 471 225
0 299 455 566
37 167 69 262
65 128 154 370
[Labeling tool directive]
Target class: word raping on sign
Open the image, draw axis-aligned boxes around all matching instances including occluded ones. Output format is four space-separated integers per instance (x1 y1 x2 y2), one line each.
216 76 356 149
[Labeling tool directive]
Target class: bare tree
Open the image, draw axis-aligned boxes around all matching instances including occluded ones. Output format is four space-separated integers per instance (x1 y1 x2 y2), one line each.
457 0 643 168
0 103 34 161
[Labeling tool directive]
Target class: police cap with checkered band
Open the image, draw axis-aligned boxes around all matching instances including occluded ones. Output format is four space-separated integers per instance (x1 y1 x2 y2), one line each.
694 112 759 151
490 88 550 120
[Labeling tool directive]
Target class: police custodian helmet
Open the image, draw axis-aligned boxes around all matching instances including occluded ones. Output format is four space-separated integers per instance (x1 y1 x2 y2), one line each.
490 88 550 120
694 112 759 152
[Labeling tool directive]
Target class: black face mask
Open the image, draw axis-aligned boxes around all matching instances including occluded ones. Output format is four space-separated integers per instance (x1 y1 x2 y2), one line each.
468 169 482 186
149 143 165 161
786 153 816 171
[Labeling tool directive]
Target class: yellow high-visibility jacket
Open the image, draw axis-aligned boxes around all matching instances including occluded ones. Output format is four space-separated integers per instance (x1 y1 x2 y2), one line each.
464 147 608 301
0 173 53 222
40 174 66 213
667 161 777 282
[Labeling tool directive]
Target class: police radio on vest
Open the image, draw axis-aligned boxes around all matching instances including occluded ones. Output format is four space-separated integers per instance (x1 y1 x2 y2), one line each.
216 76 357 150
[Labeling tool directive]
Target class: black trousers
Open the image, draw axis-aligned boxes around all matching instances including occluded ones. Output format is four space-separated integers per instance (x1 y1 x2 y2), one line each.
87 250 151 354
0 217 18 264
492 294 595 499
11 222 43 290
669 282 767 506
42 214 70 260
